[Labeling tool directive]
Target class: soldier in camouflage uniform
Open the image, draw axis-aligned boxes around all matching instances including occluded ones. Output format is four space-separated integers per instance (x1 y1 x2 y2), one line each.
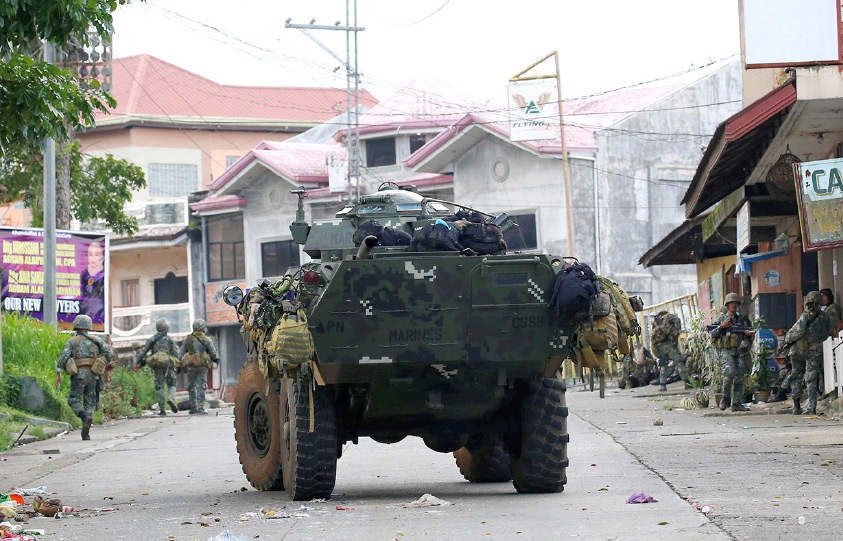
54 315 114 440
652 311 690 391
619 343 656 389
709 293 755 412
784 291 831 415
179 319 219 414
820 289 841 335
136 318 180 416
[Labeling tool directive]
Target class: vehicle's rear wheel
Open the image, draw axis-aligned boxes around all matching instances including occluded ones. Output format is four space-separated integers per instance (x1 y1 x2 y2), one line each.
510 377 569 493
233 361 284 491
280 375 338 500
454 433 512 482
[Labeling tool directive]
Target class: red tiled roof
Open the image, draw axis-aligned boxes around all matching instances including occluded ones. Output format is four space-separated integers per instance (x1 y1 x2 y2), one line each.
189 194 248 213
209 141 343 193
95 55 378 125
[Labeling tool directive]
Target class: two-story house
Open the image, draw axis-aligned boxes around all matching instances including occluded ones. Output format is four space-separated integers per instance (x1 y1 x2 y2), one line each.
76 54 377 380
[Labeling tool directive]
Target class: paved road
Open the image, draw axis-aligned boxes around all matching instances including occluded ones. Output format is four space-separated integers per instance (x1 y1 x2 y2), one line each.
3 381 840 540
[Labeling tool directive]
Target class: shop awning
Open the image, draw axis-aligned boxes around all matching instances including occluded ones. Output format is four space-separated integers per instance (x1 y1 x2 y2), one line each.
735 248 788 274
639 213 735 268
682 79 797 219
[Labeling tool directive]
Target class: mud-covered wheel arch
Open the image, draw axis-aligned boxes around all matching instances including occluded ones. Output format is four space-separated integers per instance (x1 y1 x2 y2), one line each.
280 375 338 501
510 377 569 493
454 433 512 483
233 361 284 491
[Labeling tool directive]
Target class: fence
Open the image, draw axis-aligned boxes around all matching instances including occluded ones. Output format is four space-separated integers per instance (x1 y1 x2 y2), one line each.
561 292 701 389
636 293 701 352
823 329 843 396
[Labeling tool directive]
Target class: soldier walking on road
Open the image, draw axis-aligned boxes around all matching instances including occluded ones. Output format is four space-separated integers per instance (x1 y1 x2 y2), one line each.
652 311 690 391
179 319 219 414
136 318 180 416
783 291 831 415
709 293 755 412
54 315 114 440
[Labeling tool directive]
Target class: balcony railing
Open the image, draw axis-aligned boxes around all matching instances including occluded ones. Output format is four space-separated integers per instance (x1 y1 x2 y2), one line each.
111 302 192 346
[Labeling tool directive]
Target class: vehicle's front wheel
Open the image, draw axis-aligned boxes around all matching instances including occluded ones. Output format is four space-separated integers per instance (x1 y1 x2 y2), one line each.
233 361 284 491
510 377 569 493
454 433 512 482
280 375 338 500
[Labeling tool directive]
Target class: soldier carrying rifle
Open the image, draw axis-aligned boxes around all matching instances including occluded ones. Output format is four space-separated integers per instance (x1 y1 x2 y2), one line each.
709 293 755 412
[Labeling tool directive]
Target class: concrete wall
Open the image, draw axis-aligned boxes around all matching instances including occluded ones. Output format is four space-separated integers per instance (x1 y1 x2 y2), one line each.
240 173 302 285
110 244 189 306
449 134 593 259
594 61 743 304
77 126 295 195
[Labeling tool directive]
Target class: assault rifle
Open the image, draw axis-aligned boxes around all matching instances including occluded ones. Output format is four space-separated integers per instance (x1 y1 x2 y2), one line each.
705 323 756 335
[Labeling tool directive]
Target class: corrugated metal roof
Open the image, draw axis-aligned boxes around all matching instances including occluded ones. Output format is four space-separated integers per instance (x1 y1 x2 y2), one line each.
95 54 378 124
359 75 483 128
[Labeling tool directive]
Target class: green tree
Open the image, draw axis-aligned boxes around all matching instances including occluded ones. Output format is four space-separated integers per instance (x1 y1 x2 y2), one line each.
1 141 145 235
0 0 146 235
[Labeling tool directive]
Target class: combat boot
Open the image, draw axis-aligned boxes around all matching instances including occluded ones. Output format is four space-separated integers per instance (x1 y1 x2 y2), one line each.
168 399 179 414
731 403 749 412
719 397 728 411
792 398 802 415
79 412 92 440
659 384 667 391
158 410 167 416
768 388 787 402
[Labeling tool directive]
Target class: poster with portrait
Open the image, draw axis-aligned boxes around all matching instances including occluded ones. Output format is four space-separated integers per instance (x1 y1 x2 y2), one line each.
0 227 109 333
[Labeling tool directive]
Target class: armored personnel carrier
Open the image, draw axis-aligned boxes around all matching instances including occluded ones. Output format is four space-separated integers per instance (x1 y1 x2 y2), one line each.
222 184 576 500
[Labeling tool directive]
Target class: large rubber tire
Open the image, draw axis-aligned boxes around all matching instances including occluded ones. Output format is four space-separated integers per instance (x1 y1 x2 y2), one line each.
233 362 284 491
281 376 338 501
454 433 512 482
511 377 569 493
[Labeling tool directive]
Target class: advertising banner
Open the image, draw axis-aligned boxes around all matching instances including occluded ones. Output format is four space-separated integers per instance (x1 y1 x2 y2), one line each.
1 227 109 332
507 80 558 142
793 158 843 251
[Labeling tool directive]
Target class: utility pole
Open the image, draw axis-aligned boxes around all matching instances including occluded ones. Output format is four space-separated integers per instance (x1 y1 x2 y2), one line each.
43 42 58 330
510 52 575 257
286 0 364 201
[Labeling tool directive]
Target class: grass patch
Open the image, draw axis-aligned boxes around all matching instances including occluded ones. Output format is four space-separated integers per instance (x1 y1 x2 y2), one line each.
0 313 160 450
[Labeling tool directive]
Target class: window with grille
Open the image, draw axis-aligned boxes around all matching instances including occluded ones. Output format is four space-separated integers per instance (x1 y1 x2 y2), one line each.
261 240 300 278
503 213 538 251
207 214 245 281
225 155 241 167
365 137 396 167
148 163 198 197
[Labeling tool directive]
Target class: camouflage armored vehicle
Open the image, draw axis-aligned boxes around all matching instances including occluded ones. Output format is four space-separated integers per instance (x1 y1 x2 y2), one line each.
222 184 576 500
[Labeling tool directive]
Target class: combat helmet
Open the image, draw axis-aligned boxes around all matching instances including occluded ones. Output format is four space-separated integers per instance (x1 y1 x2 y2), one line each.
156 318 170 332
192 319 207 332
73 314 92 330
805 291 822 310
724 292 742 306
820 288 834 303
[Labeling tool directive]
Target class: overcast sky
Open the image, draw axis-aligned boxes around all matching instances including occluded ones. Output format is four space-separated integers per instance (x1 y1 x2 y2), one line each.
111 0 741 105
